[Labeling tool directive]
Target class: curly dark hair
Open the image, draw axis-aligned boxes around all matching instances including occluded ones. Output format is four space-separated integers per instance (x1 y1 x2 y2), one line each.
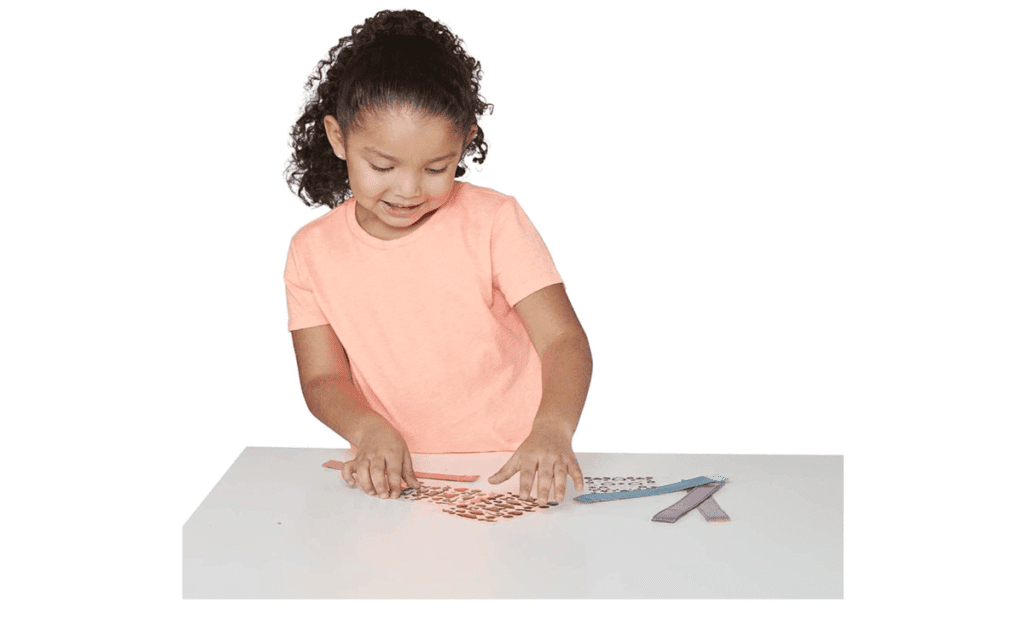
285 9 493 209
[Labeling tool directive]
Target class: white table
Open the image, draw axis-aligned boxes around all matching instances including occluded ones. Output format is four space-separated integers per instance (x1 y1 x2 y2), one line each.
183 447 842 598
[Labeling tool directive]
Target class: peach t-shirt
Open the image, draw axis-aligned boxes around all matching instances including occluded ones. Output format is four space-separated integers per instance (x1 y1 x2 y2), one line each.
284 182 563 453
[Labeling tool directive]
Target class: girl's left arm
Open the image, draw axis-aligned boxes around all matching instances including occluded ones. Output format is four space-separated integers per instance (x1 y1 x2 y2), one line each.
486 283 593 503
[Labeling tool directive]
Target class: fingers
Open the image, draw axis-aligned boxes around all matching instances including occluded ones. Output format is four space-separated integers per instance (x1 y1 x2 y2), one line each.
570 459 584 491
526 455 584 503
342 461 356 489
384 448 420 497
403 448 420 490
347 455 417 499
553 464 568 503
343 426 418 498
488 454 517 485
370 462 391 498
535 463 555 503
386 458 404 498
354 461 375 496
349 457 390 497
519 462 537 500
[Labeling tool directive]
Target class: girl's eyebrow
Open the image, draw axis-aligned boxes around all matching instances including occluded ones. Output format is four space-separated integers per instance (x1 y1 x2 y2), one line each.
361 147 457 163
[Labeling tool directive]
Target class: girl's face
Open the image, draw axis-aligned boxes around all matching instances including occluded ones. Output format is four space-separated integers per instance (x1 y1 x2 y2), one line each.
325 107 476 239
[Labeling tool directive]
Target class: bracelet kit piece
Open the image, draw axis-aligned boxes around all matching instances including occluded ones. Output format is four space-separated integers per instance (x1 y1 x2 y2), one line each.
578 475 731 523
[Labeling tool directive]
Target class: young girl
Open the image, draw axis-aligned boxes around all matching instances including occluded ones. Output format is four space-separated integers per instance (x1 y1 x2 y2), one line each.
283 10 592 505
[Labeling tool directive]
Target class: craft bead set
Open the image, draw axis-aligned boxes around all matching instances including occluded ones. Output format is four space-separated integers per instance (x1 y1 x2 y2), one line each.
322 461 730 524
398 483 555 523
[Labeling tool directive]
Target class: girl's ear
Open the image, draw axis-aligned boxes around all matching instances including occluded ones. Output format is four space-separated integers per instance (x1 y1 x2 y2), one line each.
464 124 478 150
324 115 347 160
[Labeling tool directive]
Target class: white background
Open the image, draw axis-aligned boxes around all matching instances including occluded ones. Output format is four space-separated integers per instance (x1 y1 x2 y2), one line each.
1 0 1020 621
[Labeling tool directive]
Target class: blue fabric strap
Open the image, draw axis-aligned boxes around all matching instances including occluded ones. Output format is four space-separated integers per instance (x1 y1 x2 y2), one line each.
573 476 723 504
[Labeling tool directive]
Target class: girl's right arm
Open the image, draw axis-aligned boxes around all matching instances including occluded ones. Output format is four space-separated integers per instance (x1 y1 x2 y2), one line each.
291 324 420 497
291 324 378 444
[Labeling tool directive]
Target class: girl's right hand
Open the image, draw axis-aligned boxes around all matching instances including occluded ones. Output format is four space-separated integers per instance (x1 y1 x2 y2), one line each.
341 418 421 498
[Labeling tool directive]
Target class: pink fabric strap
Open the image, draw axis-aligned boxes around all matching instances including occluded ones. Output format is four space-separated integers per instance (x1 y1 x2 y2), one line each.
322 460 478 482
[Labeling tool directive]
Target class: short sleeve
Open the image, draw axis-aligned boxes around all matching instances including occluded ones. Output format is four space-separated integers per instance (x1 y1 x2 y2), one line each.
283 237 329 331
491 197 563 307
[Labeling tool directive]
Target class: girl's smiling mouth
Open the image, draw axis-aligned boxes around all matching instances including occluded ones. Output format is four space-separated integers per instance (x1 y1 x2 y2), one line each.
384 200 423 214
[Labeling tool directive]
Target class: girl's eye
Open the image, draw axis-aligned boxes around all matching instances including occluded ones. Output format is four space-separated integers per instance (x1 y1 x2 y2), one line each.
369 164 448 174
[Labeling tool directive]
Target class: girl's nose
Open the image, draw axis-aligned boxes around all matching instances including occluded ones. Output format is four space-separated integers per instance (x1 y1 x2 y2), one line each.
394 173 421 198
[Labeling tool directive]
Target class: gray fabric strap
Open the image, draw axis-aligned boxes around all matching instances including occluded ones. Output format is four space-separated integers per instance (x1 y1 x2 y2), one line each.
651 481 726 523
696 496 731 522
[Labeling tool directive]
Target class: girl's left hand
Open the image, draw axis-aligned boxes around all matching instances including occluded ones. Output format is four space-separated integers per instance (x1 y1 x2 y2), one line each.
487 422 584 503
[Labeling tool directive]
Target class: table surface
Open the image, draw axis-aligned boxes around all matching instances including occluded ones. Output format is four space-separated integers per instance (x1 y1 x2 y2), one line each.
183 447 843 599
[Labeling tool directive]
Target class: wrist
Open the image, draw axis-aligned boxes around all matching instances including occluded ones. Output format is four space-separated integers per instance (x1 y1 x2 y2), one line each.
349 410 390 448
530 414 575 440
